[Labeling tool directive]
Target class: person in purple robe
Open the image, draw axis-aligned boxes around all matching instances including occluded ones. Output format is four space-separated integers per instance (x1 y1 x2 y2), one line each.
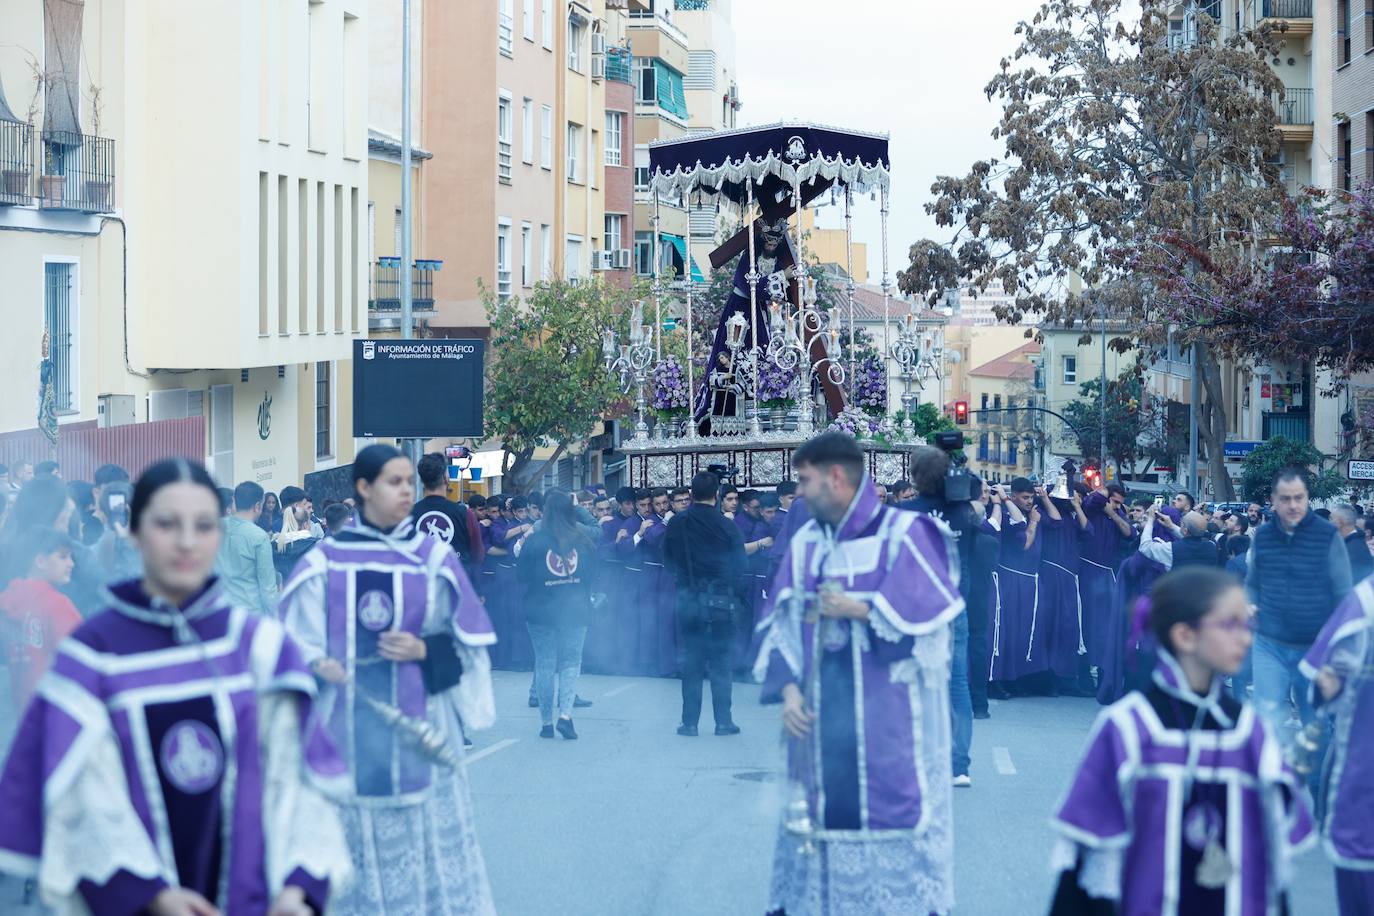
1037 484 1092 696
1050 566 1313 915
755 433 962 916
0 458 350 915
635 488 677 677
586 487 640 674
733 489 775 675
986 478 1050 697
1079 483 1134 679
278 445 498 916
1301 577 1374 914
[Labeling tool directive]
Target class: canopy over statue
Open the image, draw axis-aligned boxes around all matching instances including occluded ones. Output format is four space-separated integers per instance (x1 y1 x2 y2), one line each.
604 122 945 489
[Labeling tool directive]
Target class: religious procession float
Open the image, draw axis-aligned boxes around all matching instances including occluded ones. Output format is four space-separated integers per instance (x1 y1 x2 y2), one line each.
601 122 947 489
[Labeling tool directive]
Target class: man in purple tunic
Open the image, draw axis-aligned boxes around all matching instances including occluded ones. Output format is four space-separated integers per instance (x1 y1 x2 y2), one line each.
1301 577 1374 913
1078 482 1133 676
0 581 351 913
986 477 1050 696
635 488 678 677
755 433 962 915
734 489 775 673
1037 485 1091 695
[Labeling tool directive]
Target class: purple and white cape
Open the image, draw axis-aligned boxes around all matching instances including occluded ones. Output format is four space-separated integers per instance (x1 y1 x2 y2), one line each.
279 520 497 915
0 579 351 913
754 484 963 915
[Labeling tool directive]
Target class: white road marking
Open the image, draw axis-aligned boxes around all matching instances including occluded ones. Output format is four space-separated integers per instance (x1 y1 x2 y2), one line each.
602 683 636 698
466 738 519 764
992 746 1018 776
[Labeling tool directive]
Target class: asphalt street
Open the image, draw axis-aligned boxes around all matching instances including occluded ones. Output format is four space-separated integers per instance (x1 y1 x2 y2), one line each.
467 669 1342 916
0 670 1342 914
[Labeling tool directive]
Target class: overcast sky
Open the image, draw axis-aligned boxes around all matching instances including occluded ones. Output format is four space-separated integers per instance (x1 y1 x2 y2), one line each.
732 0 1038 287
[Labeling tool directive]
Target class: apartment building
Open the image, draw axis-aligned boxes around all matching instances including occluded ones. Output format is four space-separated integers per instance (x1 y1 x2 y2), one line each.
0 0 367 490
964 341 1042 484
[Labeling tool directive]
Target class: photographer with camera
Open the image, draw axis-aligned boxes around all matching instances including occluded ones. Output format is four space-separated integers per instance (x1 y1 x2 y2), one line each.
899 442 979 786
664 472 748 737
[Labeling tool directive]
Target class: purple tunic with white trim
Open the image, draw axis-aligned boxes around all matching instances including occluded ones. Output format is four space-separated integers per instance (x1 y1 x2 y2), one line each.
1301 578 1374 874
1052 651 1313 916
990 512 1048 682
754 484 963 915
0 579 350 914
1040 512 1086 680
279 520 498 915
1079 492 1129 669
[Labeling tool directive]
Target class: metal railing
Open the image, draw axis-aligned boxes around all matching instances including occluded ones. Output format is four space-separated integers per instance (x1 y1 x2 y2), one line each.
0 118 33 204
498 140 513 184
498 13 513 55
1276 88 1313 125
1263 0 1312 18
606 47 633 83
368 261 435 311
1262 411 1310 442
675 0 711 9
39 130 116 212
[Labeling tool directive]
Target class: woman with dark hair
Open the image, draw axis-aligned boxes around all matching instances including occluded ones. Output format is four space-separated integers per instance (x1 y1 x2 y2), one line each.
1049 566 1313 915
279 444 498 914
257 489 283 534
517 488 597 739
66 479 102 545
0 458 350 915
0 475 77 589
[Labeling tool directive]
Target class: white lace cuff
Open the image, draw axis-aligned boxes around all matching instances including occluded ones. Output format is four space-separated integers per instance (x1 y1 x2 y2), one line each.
39 730 167 913
260 693 352 898
452 645 496 731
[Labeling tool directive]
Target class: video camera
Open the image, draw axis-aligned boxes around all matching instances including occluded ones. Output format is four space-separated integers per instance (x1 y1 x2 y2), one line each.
933 431 979 503
706 462 740 483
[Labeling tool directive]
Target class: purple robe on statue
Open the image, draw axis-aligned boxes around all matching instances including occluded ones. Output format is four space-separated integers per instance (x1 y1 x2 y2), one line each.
989 512 1048 682
1078 492 1130 672
1051 650 1313 916
279 519 498 914
1039 510 1086 681
1301 579 1374 912
636 514 678 677
0 579 351 914
754 484 963 916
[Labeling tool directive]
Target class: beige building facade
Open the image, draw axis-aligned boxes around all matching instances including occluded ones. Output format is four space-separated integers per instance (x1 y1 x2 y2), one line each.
0 0 366 492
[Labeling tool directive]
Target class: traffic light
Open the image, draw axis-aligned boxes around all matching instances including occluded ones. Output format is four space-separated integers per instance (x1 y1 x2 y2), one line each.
954 401 969 425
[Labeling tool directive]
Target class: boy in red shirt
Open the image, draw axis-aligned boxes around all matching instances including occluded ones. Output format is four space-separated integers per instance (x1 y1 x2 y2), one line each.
1 529 81 708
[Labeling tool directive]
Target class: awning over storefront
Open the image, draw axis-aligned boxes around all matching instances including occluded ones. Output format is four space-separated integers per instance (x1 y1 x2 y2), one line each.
662 234 704 283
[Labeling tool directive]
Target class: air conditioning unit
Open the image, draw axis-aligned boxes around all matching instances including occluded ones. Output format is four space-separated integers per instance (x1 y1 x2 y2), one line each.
98 394 137 428
594 250 616 271
592 32 607 56
612 248 632 270
590 56 606 80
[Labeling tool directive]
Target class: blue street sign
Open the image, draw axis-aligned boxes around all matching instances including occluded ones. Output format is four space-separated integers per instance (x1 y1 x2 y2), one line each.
1223 441 1261 459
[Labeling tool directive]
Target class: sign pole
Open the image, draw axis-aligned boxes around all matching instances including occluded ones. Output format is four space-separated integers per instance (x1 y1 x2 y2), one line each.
399 0 421 478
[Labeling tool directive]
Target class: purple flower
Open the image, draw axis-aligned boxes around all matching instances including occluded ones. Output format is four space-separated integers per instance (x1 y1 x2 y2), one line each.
652 356 690 413
852 353 888 414
758 361 797 405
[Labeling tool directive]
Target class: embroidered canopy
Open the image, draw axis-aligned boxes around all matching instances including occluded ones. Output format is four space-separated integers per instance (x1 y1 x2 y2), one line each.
647 121 891 206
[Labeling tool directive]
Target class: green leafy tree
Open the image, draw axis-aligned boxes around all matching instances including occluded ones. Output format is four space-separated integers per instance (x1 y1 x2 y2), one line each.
483 279 640 493
1060 371 1176 472
905 402 956 440
1239 436 1346 503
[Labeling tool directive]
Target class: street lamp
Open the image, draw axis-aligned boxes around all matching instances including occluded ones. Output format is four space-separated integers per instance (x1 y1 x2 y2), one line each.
604 301 656 445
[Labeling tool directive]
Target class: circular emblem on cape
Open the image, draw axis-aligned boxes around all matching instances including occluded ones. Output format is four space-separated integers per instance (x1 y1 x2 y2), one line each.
1183 802 1223 851
358 590 395 631
159 720 224 794
416 510 455 544
546 548 579 577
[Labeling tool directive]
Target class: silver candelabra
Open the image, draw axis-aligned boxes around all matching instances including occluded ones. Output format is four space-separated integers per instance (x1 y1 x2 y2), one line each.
603 300 656 446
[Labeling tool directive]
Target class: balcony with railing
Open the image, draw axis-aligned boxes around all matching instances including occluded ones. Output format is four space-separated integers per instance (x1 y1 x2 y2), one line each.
38 131 115 213
1262 411 1310 442
1275 88 1314 142
1262 0 1313 34
498 12 513 56
368 259 440 329
606 47 633 83
0 118 33 205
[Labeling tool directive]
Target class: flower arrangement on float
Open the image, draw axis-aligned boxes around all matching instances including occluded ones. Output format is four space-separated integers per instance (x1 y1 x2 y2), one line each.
651 355 690 434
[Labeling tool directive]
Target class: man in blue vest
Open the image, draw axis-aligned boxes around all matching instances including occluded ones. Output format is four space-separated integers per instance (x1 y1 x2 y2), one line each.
1246 467 1352 748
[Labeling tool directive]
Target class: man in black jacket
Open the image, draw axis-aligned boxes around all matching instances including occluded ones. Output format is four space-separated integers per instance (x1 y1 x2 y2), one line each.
664 471 748 737
1332 504 1374 585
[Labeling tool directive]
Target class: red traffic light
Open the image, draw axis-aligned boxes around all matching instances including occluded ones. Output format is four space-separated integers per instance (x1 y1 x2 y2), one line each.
1082 465 1102 489
954 401 969 425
